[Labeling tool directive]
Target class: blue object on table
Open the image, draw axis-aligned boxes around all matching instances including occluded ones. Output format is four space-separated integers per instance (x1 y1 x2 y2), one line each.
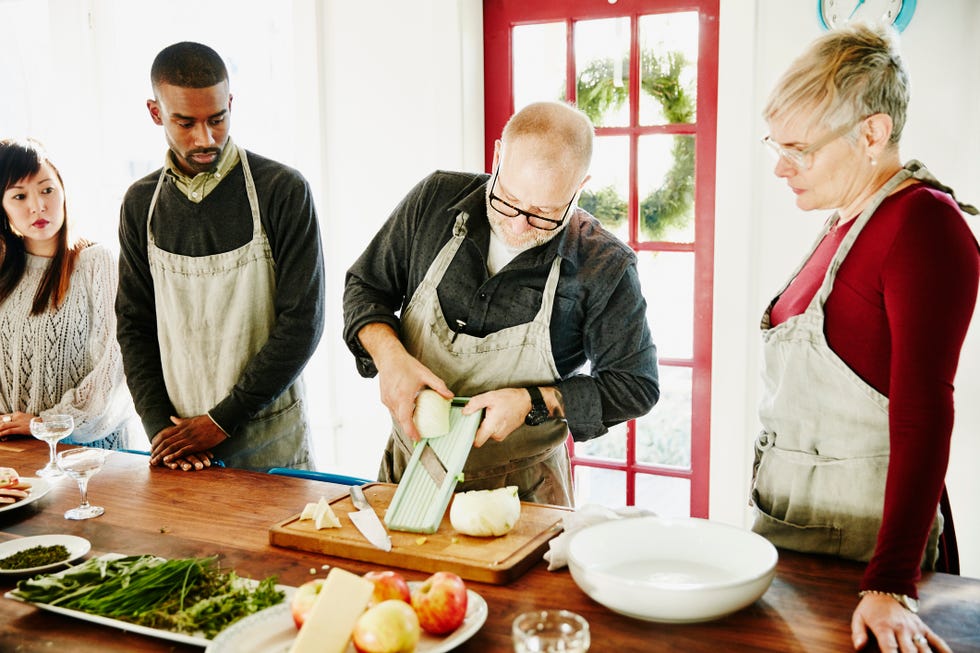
267 467 371 486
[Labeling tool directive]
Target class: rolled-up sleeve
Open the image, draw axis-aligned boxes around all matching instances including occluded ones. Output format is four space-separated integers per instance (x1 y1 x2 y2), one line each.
559 261 659 441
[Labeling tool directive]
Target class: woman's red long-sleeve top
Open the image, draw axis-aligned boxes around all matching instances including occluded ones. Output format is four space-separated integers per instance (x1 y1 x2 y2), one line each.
769 183 979 596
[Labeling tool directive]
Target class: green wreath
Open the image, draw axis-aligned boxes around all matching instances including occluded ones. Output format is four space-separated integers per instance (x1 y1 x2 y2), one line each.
573 49 695 241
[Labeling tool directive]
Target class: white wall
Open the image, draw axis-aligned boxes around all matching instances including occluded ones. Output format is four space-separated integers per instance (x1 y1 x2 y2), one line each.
312 0 485 478
712 0 980 577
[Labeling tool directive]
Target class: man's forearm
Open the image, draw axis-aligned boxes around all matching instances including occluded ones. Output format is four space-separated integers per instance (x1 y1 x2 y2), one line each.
357 322 408 372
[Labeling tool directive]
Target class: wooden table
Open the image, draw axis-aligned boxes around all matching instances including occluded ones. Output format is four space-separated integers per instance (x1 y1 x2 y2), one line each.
1 439 978 652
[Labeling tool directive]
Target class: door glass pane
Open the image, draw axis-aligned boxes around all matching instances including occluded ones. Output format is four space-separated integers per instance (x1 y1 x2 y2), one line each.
574 17 630 128
574 467 626 508
636 365 691 467
580 134 629 242
638 134 695 243
638 11 699 125
636 473 690 517
513 22 566 110
575 422 627 462
638 251 694 359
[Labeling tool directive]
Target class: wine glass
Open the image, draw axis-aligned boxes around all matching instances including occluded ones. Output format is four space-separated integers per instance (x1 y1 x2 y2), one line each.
29 414 74 477
56 447 111 520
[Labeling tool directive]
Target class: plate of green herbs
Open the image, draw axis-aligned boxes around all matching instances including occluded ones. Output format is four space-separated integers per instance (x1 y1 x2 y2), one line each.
4 553 291 646
0 534 89 576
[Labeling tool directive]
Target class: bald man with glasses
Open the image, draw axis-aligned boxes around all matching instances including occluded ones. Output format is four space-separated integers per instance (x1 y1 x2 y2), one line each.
343 101 659 506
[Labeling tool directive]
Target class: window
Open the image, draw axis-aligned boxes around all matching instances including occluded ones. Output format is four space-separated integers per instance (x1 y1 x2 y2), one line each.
484 0 719 517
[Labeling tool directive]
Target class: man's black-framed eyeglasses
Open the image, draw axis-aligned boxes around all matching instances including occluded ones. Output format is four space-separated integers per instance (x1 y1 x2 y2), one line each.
487 167 575 232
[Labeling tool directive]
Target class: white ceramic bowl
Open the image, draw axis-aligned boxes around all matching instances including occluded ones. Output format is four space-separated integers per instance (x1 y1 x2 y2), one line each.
567 516 778 623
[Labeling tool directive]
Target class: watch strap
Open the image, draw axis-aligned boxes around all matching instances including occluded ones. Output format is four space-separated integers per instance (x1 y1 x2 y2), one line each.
524 386 549 426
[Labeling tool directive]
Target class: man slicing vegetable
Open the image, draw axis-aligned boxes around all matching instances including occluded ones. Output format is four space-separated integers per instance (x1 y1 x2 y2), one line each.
343 101 659 506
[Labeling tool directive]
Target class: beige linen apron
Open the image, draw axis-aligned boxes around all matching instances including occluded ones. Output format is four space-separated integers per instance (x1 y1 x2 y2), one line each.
147 147 311 471
751 163 942 565
379 213 573 505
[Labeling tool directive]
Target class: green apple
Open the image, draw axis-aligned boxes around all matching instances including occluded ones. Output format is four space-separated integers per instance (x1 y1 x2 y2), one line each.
352 599 421 653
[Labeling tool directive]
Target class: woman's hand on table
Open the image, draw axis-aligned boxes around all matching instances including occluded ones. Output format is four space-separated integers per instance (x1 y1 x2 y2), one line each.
851 594 951 652
0 411 37 439
149 415 222 470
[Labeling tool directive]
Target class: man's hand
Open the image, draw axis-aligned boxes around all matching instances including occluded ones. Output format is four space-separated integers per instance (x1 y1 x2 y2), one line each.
359 323 452 442
149 415 224 471
851 593 950 652
464 388 532 447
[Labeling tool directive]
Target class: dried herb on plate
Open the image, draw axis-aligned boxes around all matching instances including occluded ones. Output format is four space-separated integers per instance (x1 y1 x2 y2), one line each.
11 554 284 638
0 544 70 570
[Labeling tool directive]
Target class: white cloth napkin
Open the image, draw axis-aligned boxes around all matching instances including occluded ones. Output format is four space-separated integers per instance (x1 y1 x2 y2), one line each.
544 503 657 571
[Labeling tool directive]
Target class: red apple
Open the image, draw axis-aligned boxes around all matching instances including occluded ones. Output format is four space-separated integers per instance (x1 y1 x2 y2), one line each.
410 571 468 635
289 578 324 629
352 599 421 653
364 570 411 606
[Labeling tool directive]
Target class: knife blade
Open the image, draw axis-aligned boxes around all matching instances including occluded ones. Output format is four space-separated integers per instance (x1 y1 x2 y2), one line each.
349 486 392 551
418 442 448 487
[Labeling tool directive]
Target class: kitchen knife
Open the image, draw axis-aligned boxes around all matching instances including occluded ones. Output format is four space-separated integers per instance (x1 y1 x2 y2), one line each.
349 485 392 551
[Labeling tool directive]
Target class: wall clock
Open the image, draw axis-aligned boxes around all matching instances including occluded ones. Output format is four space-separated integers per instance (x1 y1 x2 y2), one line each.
817 0 917 32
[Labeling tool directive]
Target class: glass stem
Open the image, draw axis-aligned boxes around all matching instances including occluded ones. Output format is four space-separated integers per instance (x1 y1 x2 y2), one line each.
48 440 58 466
76 478 91 508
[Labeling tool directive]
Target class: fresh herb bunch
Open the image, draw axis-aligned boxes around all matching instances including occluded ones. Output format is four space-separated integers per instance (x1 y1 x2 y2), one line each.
12 555 284 638
0 544 70 570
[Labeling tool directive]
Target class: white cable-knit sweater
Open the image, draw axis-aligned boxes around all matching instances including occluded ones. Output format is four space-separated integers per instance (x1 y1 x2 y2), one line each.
0 244 141 446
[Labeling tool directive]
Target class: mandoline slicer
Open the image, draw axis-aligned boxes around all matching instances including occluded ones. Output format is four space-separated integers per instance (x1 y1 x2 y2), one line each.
384 398 483 533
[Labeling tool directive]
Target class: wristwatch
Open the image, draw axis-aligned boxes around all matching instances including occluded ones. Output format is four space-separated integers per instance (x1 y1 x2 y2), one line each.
524 386 550 426
858 590 919 613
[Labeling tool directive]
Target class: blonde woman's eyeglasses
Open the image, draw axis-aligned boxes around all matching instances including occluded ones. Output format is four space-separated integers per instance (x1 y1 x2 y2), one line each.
761 117 868 170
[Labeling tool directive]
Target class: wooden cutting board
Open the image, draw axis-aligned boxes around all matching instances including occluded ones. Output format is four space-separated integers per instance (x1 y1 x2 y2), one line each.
269 483 570 584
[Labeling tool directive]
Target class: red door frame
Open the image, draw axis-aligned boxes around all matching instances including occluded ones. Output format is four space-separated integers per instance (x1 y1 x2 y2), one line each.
483 0 718 518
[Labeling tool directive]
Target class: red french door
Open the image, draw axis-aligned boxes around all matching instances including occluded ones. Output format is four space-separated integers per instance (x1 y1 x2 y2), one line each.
484 0 719 518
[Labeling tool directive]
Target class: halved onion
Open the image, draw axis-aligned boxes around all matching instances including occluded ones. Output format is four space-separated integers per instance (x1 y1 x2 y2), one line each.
414 389 451 438
449 486 521 537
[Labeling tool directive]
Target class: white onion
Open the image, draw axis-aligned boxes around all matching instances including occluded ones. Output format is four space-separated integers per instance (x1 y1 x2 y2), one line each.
414 389 451 438
449 486 522 536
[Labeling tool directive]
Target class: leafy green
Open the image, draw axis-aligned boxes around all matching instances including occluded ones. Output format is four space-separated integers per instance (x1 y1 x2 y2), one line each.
12 555 284 638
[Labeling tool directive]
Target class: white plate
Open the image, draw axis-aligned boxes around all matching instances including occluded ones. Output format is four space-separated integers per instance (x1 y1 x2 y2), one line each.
4 553 295 647
0 534 90 576
206 583 489 653
0 477 52 514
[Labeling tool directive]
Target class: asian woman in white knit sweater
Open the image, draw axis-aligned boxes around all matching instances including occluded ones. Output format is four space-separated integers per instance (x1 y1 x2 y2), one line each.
0 137 141 449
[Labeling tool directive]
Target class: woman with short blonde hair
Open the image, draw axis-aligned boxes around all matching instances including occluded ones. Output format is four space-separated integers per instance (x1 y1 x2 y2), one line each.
752 23 977 653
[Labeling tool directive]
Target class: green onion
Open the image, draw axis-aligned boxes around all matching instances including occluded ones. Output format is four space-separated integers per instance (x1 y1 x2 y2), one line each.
12 555 284 638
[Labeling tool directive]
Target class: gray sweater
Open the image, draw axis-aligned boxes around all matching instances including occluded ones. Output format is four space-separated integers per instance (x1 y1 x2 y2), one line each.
116 150 325 438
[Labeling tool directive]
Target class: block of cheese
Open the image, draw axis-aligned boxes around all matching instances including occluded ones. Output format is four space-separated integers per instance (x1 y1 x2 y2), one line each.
288 567 374 653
